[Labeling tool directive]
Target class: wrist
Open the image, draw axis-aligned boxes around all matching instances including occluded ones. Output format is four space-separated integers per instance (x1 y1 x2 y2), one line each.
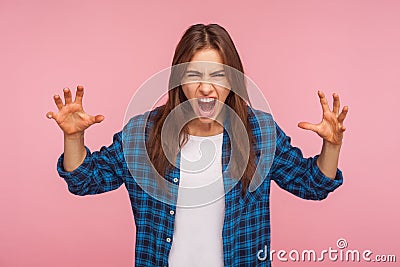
323 139 342 150
64 131 84 141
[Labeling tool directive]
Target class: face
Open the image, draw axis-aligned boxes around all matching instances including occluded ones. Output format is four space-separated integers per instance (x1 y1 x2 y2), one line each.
181 49 231 128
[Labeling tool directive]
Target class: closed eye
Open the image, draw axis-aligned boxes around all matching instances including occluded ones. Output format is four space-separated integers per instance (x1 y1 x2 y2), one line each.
186 70 202 77
210 70 225 77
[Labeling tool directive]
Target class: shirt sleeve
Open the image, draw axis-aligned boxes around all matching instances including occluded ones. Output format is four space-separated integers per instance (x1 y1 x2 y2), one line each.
270 122 343 200
57 131 127 196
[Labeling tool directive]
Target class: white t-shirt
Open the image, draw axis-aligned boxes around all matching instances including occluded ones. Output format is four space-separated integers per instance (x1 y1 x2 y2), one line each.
168 133 225 267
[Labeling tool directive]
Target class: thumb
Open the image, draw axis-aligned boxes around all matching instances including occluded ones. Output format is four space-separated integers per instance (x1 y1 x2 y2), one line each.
93 114 104 123
298 122 319 132
46 111 56 120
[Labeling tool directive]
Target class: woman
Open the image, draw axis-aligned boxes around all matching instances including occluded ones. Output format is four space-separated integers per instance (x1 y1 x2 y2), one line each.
46 24 348 267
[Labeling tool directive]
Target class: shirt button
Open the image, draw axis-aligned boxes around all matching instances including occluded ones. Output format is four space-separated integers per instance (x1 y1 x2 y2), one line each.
166 237 171 243
173 178 178 183
169 210 175 215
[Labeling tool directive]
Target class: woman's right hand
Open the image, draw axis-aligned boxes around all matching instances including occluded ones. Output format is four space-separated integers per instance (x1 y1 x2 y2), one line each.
46 85 104 137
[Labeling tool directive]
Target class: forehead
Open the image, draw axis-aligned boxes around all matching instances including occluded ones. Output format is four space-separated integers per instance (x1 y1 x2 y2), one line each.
187 49 225 73
190 49 224 64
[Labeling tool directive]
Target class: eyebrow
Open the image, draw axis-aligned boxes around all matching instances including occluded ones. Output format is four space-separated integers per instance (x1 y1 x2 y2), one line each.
185 70 202 75
210 69 225 75
185 69 225 75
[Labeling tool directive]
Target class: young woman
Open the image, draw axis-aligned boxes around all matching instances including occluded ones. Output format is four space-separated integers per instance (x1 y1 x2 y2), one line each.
47 23 348 267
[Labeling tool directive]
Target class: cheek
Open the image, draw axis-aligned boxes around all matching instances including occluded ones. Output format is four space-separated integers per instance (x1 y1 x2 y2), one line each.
218 88 231 103
181 85 195 99
181 85 188 98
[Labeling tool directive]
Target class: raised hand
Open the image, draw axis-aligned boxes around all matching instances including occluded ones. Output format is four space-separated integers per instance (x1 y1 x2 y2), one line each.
46 85 104 136
298 91 348 145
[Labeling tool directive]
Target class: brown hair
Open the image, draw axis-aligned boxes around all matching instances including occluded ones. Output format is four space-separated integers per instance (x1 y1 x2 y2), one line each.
146 23 257 197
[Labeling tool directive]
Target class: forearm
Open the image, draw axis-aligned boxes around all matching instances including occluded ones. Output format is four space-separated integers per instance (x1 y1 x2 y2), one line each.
63 132 87 172
316 140 342 179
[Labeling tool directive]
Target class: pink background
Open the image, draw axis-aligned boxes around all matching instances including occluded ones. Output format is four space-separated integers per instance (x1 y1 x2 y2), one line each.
1 0 399 266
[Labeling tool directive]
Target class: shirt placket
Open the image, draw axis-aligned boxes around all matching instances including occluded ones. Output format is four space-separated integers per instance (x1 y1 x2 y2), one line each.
161 151 181 266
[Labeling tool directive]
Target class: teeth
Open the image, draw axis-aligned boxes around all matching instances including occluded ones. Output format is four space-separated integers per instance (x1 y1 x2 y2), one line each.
198 98 215 103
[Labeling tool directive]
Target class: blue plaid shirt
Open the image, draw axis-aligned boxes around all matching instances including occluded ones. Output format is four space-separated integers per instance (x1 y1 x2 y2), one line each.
57 106 343 267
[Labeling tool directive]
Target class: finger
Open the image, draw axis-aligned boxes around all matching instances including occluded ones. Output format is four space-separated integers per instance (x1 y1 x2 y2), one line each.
93 115 104 124
298 122 319 132
63 87 72 104
318 90 330 113
341 125 346 132
74 85 84 105
337 106 349 123
53 94 64 110
332 92 340 115
46 111 56 119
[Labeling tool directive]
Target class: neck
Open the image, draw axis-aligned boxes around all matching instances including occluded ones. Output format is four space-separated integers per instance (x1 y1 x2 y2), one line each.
186 119 223 136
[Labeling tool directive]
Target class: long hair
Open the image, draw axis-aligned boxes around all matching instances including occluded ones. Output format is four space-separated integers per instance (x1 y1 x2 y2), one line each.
147 23 257 197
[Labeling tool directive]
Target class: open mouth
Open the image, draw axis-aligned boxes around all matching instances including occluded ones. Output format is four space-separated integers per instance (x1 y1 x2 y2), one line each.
197 97 217 118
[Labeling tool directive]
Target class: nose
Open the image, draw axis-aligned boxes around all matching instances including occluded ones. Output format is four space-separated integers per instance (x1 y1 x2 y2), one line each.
198 81 214 96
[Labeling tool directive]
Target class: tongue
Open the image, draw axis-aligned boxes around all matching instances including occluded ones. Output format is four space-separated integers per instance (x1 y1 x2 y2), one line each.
198 100 216 117
199 101 213 111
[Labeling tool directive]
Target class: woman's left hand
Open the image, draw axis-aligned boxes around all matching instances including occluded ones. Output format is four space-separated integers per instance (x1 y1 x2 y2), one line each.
298 91 348 145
